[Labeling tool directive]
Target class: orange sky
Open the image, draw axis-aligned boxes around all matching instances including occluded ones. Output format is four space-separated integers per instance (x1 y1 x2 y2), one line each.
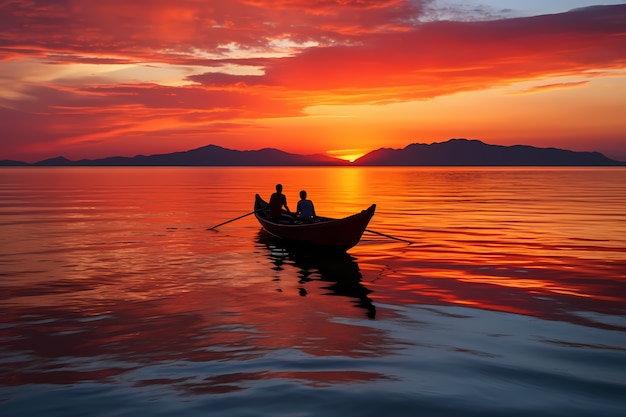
1 1 626 163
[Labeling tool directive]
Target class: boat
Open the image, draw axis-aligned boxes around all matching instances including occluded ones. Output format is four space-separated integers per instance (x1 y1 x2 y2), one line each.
254 194 376 251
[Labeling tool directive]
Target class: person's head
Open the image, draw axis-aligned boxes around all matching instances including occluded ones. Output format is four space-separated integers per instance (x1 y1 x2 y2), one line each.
275 184 283 193
299 190 307 199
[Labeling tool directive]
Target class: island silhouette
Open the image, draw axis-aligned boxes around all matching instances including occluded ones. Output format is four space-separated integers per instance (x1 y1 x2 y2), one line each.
2 139 624 166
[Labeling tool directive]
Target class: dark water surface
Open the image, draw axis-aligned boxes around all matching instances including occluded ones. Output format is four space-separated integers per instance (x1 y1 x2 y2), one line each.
1 167 625 416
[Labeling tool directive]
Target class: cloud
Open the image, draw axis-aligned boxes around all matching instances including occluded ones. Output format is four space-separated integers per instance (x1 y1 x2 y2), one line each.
0 0 425 61
512 81 590 95
280 7 625 86
190 5 626 103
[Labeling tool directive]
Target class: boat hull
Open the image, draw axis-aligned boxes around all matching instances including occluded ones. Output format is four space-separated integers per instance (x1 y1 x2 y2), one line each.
254 194 375 251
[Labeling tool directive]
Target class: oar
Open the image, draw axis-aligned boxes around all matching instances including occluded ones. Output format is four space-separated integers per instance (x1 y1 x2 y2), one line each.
207 209 263 230
365 229 414 245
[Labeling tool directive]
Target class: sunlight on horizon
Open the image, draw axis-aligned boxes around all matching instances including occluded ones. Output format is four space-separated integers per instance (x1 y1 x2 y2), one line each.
326 149 369 162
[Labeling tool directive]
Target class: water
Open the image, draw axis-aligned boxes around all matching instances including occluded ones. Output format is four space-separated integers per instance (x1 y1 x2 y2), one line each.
1 167 625 416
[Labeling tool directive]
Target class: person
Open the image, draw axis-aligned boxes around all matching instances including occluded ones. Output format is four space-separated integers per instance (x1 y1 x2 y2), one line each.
296 190 316 221
269 183 291 220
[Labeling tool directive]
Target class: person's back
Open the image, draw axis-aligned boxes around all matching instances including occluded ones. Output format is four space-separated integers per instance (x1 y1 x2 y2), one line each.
269 183 290 220
296 190 316 221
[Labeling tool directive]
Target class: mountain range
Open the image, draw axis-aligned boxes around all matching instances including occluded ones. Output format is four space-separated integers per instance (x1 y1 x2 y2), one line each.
1 139 624 166
355 139 624 166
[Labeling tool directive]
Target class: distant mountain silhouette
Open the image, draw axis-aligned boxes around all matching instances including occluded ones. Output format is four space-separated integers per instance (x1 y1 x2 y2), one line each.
353 139 625 166
1 139 623 166
13 145 349 166
0 160 29 166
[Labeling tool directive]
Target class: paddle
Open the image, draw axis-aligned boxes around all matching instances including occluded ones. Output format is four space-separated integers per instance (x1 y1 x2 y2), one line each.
365 229 414 245
207 209 263 230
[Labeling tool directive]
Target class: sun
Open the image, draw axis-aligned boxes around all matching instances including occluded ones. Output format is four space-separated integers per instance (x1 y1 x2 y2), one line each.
326 149 368 163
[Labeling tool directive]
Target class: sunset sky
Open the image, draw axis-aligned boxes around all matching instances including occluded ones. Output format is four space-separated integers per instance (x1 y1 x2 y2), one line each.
1 0 625 163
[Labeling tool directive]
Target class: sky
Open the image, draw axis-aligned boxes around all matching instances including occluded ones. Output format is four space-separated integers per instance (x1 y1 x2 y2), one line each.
1 0 625 163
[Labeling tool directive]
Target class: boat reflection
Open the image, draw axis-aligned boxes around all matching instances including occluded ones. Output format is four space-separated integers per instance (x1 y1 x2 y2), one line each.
255 230 376 319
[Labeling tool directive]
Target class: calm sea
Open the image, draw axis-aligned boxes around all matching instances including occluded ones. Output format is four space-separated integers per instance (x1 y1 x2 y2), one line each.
1 167 625 417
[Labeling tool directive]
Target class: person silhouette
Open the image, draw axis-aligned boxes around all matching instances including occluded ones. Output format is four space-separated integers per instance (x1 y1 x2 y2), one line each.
269 183 291 221
296 190 316 221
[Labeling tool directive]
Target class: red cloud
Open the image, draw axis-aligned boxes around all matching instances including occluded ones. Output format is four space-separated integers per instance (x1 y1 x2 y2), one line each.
187 5 626 105
263 6 626 94
0 0 425 62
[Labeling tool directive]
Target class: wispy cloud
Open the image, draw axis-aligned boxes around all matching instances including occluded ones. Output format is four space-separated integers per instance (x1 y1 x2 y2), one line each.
512 81 590 95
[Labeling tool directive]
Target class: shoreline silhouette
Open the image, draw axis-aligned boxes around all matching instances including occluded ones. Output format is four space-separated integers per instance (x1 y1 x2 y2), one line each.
2 139 624 167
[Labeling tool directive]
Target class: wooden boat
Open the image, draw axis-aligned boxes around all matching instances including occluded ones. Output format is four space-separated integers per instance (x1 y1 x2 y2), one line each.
254 194 375 251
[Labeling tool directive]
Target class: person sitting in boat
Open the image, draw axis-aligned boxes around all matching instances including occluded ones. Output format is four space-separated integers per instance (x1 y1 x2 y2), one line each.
269 183 292 221
296 190 317 222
